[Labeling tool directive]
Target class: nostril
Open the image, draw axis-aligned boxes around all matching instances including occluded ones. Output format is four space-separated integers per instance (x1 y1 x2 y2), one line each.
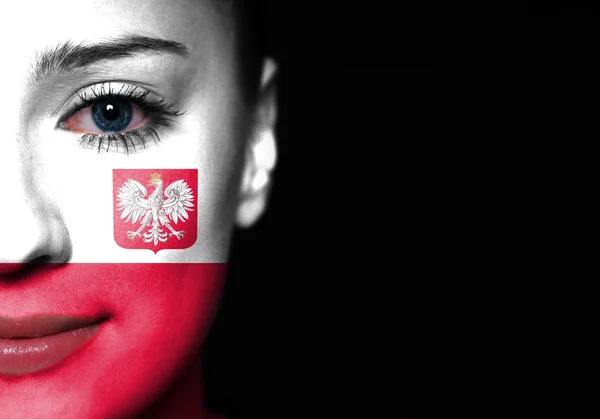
0 256 61 280
0 263 28 275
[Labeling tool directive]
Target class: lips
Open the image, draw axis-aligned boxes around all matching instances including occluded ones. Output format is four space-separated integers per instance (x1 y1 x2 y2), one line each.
0 315 106 376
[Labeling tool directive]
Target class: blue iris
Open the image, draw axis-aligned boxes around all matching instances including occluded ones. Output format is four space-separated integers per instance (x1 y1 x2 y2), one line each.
91 98 133 133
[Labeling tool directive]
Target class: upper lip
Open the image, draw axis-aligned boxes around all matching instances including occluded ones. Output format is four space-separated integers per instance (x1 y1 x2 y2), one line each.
0 315 106 339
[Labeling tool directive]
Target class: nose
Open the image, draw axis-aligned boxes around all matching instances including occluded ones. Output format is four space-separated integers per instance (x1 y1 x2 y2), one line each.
0 201 71 275
0 147 71 276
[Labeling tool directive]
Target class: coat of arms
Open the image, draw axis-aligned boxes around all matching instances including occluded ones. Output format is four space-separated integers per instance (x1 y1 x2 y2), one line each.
113 169 198 253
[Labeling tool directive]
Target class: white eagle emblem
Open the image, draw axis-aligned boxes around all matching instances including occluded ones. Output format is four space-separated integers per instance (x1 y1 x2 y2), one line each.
116 173 195 245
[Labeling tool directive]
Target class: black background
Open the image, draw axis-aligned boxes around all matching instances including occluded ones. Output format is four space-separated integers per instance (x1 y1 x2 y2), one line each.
202 2 594 417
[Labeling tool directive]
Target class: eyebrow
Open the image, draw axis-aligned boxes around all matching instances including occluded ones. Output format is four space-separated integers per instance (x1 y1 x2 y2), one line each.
31 35 189 84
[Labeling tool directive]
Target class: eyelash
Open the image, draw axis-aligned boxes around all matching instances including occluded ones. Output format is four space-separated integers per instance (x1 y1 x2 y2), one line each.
61 83 185 154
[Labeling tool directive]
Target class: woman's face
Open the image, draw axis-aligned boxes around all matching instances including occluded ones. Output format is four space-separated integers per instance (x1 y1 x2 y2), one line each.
0 0 274 417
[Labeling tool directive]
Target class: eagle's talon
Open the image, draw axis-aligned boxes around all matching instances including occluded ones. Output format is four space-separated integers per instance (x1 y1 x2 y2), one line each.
127 231 141 240
169 230 185 240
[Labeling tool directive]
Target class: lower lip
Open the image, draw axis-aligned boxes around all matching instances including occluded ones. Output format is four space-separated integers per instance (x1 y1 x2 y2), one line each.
0 323 102 376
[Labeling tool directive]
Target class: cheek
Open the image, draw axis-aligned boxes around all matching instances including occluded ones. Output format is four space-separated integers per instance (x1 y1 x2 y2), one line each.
105 264 224 348
92 263 226 417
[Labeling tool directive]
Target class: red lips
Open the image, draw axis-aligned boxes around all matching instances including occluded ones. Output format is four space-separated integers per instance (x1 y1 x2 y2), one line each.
0 315 106 376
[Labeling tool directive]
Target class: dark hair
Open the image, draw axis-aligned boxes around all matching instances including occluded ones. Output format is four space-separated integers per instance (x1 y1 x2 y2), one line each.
223 0 266 101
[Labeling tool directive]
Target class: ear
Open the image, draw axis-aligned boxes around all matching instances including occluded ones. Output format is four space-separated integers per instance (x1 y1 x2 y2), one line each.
236 58 278 228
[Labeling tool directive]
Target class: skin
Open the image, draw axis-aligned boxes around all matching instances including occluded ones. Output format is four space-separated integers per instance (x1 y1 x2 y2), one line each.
0 0 277 418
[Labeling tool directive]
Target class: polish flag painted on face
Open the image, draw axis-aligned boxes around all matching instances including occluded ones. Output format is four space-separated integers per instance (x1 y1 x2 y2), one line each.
1 165 227 418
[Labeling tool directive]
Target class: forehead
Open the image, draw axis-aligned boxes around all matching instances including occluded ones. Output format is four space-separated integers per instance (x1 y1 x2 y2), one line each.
1 0 229 82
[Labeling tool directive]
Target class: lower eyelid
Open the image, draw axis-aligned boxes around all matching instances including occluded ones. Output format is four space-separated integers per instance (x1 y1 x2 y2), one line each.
78 125 162 154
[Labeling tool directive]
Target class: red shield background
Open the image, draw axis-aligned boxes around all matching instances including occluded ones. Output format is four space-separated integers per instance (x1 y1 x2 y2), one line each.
113 169 198 253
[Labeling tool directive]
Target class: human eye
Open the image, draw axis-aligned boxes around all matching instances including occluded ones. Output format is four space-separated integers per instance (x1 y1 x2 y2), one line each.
57 82 185 154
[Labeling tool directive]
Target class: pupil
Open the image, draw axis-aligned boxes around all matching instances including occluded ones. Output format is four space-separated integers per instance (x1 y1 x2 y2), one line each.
102 103 120 121
92 98 133 133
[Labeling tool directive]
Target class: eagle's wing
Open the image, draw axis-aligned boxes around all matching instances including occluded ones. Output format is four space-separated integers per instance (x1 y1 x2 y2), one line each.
116 179 150 224
162 179 195 224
